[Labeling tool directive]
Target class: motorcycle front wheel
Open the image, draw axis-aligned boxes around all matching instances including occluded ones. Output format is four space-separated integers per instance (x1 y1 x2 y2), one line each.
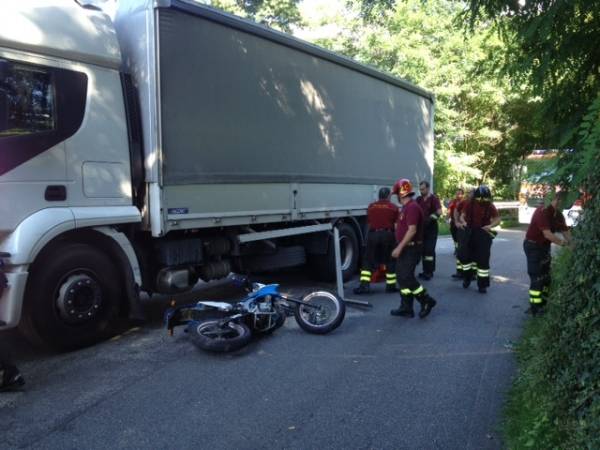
187 320 252 352
294 291 345 334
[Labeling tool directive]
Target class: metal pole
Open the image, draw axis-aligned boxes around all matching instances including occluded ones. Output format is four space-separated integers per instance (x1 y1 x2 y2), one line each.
333 226 344 301
332 226 371 307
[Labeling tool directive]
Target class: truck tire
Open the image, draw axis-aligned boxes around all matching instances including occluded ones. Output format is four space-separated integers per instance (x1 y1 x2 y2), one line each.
308 223 359 282
20 243 122 351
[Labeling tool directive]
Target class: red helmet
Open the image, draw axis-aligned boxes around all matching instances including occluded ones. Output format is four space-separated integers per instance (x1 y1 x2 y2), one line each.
392 178 414 198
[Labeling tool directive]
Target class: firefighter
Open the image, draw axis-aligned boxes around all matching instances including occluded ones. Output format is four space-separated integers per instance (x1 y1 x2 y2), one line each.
390 179 437 318
354 187 399 294
523 191 572 316
454 189 474 280
416 181 443 280
447 188 465 278
457 185 500 293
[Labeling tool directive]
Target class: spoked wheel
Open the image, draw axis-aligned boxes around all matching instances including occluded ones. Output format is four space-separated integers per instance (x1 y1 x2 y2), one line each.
293 291 346 334
187 320 252 353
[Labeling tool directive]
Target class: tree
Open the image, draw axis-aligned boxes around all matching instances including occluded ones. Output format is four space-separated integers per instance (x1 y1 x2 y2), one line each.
464 0 600 185
200 0 302 32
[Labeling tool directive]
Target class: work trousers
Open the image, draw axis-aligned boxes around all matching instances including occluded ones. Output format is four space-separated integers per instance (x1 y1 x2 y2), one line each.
523 240 551 306
359 230 397 287
460 228 493 288
396 244 425 298
422 220 438 275
450 222 460 272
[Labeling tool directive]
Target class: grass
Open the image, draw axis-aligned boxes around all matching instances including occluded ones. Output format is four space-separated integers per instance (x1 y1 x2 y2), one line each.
500 218 522 229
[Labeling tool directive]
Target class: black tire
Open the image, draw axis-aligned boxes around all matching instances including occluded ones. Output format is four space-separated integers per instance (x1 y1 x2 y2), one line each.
187 320 252 353
20 243 122 351
294 290 346 334
308 223 359 282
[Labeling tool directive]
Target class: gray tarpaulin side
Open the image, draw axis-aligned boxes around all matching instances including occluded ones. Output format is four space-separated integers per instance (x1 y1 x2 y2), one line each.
158 8 433 186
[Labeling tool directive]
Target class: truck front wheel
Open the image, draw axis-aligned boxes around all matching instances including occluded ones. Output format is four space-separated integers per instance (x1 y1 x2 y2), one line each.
20 243 121 351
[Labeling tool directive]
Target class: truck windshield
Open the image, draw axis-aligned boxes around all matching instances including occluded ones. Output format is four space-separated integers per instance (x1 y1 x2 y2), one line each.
0 59 55 137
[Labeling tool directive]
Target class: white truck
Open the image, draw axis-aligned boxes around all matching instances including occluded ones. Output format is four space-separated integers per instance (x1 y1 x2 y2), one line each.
0 0 434 350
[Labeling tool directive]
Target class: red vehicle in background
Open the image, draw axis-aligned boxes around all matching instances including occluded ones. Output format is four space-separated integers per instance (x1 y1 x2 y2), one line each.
518 150 584 226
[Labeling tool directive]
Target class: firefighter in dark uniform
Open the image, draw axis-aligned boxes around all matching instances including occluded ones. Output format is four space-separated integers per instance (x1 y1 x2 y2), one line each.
390 179 437 318
447 188 465 278
523 191 571 315
416 181 442 280
354 187 399 294
454 189 474 280
457 185 500 293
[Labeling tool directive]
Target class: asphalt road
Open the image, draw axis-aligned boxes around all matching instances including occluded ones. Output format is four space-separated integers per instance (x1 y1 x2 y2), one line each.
0 228 530 450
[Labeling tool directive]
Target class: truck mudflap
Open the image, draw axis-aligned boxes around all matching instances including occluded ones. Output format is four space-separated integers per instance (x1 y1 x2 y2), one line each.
0 253 8 303
0 253 28 329
0 253 9 327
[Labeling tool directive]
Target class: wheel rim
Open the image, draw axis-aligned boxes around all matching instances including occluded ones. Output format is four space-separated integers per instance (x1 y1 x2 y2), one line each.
338 234 354 271
299 292 340 328
55 271 103 325
197 321 243 340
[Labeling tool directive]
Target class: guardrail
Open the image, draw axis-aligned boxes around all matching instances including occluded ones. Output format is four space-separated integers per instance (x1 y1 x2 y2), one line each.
495 201 520 210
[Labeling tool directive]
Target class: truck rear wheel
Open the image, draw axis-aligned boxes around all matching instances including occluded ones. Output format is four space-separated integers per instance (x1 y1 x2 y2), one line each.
20 243 122 351
308 223 359 282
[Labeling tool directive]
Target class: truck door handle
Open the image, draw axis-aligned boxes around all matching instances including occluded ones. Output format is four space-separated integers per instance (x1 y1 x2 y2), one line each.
45 185 67 201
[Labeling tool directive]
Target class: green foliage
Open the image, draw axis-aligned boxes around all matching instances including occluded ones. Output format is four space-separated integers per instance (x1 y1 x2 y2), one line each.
203 0 302 32
504 97 600 449
464 0 600 163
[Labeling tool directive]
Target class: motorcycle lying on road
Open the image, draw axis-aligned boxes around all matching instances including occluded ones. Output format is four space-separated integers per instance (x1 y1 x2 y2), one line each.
165 276 346 353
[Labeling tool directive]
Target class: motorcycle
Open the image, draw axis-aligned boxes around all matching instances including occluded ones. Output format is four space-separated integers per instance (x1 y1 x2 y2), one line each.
164 275 345 353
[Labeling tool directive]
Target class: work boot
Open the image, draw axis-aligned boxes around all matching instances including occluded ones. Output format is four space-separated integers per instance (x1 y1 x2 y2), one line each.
353 282 370 295
462 277 472 289
532 304 545 317
418 272 432 281
385 284 399 293
416 293 437 319
390 297 414 318
478 286 487 294
0 365 25 392
451 272 462 279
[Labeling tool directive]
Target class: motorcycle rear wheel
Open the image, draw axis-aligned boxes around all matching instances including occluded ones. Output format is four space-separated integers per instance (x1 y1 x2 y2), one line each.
187 320 252 352
294 291 345 334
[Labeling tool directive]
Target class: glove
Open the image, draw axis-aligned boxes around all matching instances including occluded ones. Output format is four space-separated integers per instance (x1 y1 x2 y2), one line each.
429 214 439 223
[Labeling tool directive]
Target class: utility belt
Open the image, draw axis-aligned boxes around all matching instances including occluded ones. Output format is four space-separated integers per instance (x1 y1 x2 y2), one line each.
525 239 549 249
405 241 423 247
369 228 393 233
469 226 497 239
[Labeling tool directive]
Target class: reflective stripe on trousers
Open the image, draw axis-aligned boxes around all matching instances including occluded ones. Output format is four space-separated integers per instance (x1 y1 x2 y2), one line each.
360 270 371 282
529 289 543 304
386 273 397 285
